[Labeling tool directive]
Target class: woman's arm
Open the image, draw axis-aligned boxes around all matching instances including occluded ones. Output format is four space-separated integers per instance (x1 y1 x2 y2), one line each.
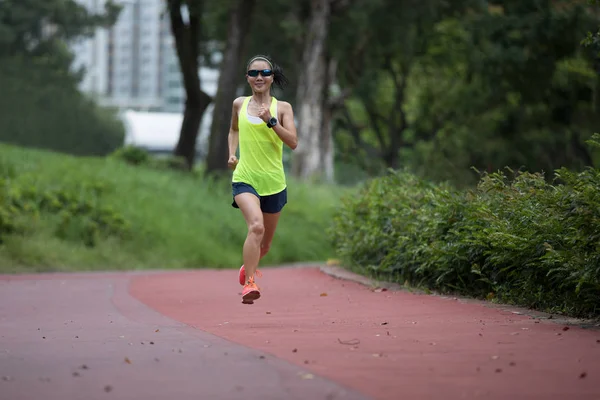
273 102 298 150
258 101 298 150
228 98 243 169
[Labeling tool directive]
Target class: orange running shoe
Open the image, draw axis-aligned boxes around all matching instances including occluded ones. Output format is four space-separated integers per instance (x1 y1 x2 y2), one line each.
238 265 262 286
241 277 261 304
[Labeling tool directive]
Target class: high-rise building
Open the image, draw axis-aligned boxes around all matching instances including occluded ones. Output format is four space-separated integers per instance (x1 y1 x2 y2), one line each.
70 0 218 113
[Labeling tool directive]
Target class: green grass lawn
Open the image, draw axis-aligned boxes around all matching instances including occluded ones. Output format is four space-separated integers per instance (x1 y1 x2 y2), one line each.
0 144 348 274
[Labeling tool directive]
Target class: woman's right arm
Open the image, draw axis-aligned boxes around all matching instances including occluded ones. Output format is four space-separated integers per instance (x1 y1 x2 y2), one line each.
228 98 242 161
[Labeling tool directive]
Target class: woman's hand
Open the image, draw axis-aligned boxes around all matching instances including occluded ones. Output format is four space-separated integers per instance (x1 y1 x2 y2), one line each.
228 155 238 170
258 103 272 122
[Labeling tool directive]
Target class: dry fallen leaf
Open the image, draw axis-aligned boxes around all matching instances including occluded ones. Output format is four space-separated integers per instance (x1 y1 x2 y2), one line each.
155 329 160 333
320 293 328 297
562 326 570 332
337 338 360 346
266 311 272 314
124 357 132 364
373 287 388 293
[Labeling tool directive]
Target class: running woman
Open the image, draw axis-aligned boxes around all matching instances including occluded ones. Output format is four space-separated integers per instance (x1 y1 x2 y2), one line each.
227 55 298 304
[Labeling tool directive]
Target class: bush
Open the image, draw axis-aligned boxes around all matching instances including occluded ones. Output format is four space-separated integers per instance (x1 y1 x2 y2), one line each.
110 146 189 172
330 157 600 318
0 160 129 248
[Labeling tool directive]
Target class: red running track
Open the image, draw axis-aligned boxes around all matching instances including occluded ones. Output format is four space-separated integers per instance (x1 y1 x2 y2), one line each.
1 266 599 400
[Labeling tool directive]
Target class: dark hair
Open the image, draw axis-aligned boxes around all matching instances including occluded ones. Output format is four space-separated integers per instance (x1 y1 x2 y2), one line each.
246 54 289 91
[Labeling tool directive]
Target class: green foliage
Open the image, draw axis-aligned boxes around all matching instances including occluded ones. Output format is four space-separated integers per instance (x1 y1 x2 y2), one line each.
0 143 342 272
581 0 600 55
110 146 190 172
0 56 125 156
0 0 120 58
0 0 124 157
330 140 600 318
111 146 151 166
332 0 600 188
0 162 129 248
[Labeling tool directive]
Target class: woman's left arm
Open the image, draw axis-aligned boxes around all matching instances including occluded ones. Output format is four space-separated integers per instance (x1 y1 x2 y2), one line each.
272 102 298 150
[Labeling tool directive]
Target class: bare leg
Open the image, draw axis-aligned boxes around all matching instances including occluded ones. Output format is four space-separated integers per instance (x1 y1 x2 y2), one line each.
234 193 264 284
260 211 281 259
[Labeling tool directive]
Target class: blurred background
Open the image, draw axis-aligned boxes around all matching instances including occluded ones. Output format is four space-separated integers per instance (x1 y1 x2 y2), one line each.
2 0 599 185
0 0 599 302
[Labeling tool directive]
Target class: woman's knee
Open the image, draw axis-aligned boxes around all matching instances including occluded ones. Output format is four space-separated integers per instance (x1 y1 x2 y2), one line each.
248 220 265 238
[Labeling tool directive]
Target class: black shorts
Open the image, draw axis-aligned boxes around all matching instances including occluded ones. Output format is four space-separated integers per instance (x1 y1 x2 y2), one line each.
232 182 287 214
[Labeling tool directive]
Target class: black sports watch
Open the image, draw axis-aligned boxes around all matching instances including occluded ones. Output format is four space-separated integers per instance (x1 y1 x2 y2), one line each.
266 117 278 128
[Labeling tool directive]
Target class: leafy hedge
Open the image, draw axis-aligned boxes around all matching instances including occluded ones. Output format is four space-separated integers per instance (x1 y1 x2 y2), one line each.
329 135 600 318
0 159 129 248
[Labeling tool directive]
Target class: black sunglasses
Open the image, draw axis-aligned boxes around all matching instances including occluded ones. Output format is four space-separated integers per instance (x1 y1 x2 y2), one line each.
247 69 273 77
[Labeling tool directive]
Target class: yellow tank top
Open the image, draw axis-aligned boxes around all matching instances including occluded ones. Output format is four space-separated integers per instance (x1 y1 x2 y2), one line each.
232 96 286 196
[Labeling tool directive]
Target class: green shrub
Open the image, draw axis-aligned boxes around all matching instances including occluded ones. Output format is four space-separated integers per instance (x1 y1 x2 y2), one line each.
110 146 150 166
0 160 129 248
330 161 600 318
110 146 189 172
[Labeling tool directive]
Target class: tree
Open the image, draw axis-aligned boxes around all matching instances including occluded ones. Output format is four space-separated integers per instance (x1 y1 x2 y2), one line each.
0 0 125 156
582 0 600 57
204 0 256 177
291 0 352 182
331 0 478 171
168 0 212 170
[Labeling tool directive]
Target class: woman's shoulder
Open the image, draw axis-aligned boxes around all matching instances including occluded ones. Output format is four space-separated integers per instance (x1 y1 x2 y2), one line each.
276 99 293 111
233 96 248 106
232 96 249 112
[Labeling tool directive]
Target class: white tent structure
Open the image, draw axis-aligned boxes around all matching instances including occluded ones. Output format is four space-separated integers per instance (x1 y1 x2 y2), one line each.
121 109 212 159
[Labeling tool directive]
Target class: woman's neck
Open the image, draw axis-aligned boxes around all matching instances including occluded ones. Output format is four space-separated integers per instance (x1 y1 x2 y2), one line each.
251 91 271 105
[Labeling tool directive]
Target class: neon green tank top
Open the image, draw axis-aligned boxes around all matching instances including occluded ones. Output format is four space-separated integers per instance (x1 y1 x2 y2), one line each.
232 96 286 196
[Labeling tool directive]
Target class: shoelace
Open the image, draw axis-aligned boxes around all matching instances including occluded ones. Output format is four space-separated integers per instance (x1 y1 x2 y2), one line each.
246 276 261 291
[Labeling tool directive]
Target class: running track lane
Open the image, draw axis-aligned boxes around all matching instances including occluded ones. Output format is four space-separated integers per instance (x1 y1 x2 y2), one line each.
129 267 600 400
0 271 366 400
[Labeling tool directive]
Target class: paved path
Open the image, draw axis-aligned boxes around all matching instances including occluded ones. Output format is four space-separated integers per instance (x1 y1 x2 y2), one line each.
1 266 599 400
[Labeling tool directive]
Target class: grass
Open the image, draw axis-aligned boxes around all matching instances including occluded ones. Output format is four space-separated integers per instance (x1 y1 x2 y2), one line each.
0 144 348 274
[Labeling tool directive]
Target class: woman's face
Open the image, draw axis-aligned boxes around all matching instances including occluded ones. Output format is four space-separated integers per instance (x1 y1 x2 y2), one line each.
246 60 273 94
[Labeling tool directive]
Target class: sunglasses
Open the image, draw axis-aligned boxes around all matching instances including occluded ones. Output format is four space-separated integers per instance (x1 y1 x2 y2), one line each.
247 69 273 77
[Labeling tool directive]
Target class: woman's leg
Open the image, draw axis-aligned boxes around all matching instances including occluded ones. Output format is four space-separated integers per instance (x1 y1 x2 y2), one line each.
234 192 264 285
261 211 281 258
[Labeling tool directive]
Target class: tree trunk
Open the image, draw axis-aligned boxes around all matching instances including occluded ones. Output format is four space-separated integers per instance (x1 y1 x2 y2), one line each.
205 0 256 177
318 56 338 182
291 0 332 182
168 0 212 170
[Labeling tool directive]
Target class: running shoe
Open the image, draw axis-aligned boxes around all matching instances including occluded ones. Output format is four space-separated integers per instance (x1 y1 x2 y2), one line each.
241 277 261 304
239 265 262 285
